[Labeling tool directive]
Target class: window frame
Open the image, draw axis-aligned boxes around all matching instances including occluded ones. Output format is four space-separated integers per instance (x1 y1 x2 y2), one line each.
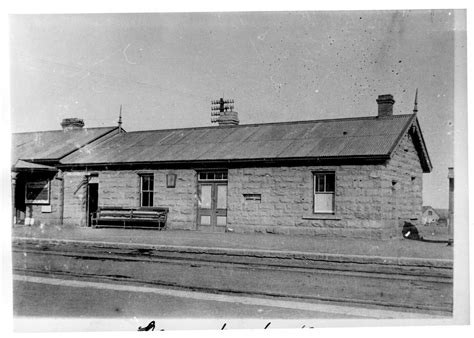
139 174 154 207
313 171 336 214
25 179 50 205
197 171 228 182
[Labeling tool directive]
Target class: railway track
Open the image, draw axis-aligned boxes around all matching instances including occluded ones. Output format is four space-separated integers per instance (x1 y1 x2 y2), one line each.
12 238 453 316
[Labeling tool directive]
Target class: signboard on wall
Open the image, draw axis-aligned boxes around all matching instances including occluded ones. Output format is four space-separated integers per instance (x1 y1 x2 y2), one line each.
25 180 50 204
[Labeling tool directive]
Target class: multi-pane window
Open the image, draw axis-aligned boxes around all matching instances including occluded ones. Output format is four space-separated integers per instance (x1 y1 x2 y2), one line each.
140 174 154 207
25 180 50 204
313 172 335 213
198 171 228 181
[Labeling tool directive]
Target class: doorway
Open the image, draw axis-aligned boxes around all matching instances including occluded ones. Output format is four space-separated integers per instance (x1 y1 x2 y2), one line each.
87 183 99 227
14 174 26 223
197 171 227 232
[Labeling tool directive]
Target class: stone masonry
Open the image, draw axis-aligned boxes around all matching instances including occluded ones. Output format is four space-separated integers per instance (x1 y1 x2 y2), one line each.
227 164 389 238
226 130 422 239
58 129 422 239
63 172 88 226
381 131 423 236
62 169 197 229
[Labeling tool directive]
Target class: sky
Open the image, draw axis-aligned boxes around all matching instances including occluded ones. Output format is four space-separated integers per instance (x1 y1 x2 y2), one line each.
9 10 459 208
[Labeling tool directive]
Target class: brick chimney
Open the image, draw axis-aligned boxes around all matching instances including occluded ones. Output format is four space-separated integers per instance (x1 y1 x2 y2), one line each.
376 94 395 117
61 118 85 131
217 111 240 126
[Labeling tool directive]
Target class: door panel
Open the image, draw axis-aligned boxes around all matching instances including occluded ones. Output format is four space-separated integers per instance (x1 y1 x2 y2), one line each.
200 185 212 209
216 216 227 226
215 183 227 228
200 215 211 225
198 184 213 228
216 185 227 209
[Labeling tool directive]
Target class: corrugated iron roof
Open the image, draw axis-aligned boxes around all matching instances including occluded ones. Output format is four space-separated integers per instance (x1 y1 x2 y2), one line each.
12 127 118 163
13 160 58 171
61 114 425 167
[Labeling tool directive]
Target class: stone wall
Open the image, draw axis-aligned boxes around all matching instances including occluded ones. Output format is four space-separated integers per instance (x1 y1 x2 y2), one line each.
62 169 196 229
98 171 140 208
63 172 88 226
381 131 423 236
227 164 386 239
153 170 196 229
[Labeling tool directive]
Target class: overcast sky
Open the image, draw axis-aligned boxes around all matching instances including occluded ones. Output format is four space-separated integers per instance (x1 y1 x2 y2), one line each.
9 10 459 208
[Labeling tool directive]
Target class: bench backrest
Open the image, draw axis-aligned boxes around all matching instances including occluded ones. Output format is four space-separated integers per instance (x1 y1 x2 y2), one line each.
97 209 131 219
98 206 169 212
96 206 169 221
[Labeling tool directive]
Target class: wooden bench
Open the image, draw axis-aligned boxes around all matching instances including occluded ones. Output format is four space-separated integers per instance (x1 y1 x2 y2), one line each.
92 206 169 230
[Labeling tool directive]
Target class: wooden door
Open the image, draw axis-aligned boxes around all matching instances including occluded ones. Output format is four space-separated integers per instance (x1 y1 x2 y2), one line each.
197 171 227 232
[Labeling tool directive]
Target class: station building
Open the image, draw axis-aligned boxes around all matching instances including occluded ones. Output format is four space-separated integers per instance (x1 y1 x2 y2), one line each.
12 94 432 239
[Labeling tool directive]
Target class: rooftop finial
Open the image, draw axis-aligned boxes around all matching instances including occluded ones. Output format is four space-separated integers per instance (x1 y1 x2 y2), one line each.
118 104 123 133
413 88 418 113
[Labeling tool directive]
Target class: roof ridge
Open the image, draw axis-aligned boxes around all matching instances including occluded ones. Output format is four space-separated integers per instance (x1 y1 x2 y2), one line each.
122 114 415 134
12 126 117 135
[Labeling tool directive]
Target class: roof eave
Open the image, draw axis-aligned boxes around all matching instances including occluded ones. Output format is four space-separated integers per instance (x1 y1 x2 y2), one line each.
12 160 59 172
411 117 433 173
387 114 432 173
12 167 58 172
58 154 391 169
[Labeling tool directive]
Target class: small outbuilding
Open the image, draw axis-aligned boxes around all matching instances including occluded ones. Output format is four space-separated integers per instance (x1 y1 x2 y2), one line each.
422 206 440 225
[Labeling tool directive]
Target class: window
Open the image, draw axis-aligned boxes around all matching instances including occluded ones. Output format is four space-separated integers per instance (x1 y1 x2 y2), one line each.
25 180 50 204
198 171 228 181
313 172 335 213
428 210 433 216
140 174 154 207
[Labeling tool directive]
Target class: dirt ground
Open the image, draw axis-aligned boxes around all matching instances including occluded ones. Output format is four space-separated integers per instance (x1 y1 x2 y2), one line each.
12 223 453 260
418 222 449 239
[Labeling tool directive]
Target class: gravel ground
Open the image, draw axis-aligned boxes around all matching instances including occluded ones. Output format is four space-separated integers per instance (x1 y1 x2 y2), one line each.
12 223 453 260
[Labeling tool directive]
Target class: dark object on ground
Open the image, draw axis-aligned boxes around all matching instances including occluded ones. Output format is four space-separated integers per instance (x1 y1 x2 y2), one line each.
138 320 155 331
402 221 423 240
421 238 451 244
